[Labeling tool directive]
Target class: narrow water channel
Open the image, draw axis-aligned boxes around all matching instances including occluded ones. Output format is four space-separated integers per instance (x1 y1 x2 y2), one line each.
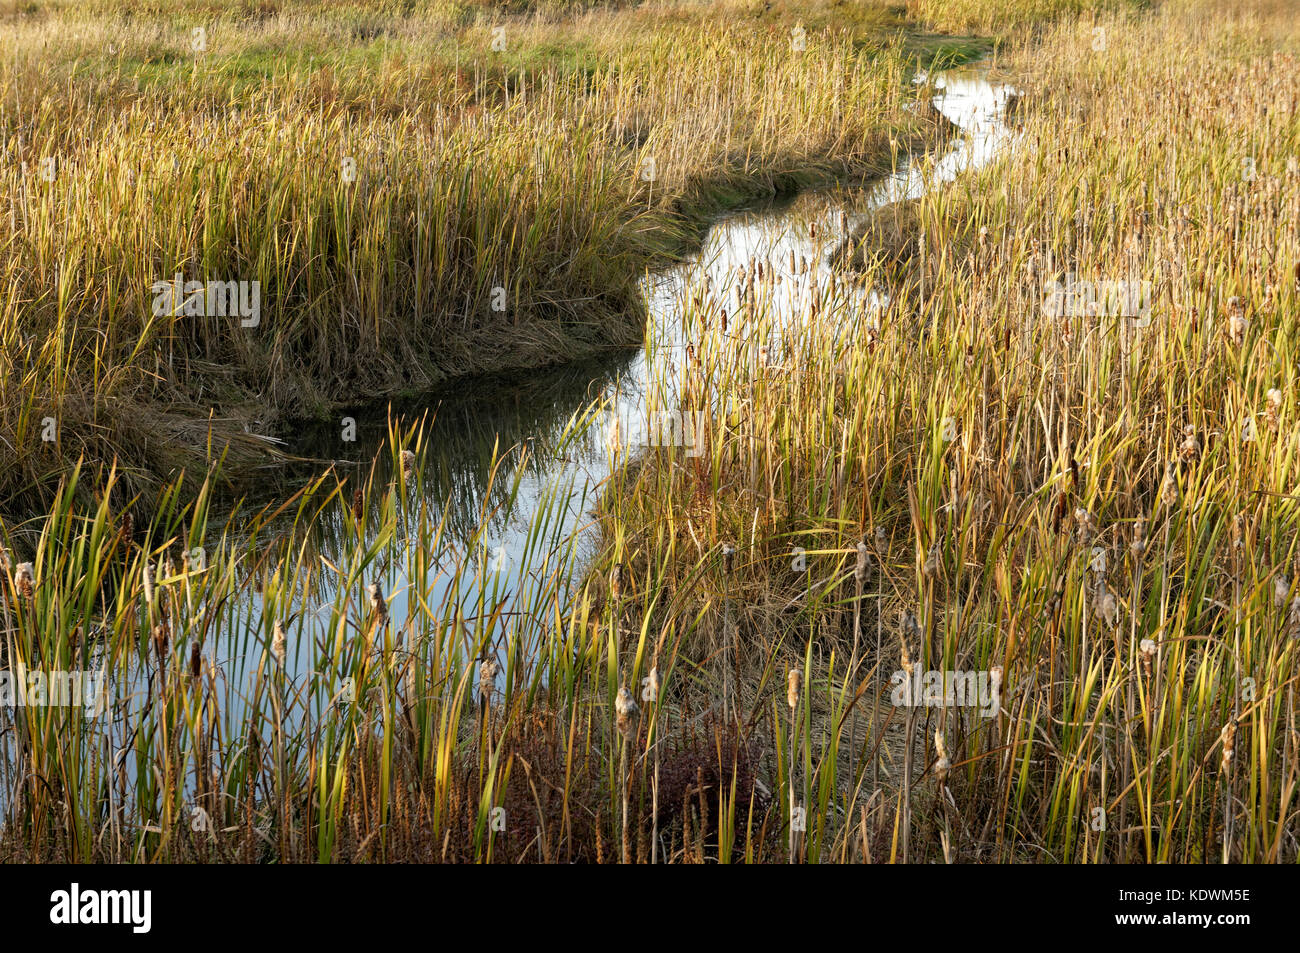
279 64 1017 649
99 64 1019 748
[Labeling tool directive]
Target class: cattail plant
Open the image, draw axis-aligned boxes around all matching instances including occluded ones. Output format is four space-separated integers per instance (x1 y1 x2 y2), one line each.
615 685 639 864
845 540 871 786
787 666 801 864
13 562 33 601
1226 296 1247 346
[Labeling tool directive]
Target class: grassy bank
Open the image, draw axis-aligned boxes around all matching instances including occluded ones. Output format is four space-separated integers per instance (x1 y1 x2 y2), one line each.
0 0 959 514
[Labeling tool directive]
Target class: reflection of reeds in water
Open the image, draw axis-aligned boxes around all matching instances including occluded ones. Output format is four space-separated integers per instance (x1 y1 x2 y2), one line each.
245 350 639 562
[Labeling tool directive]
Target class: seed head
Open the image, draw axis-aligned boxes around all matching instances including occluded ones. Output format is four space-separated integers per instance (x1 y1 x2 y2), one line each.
1274 574 1290 608
615 686 639 739
272 621 287 668
479 658 501 703
1073 508 1095 543
645 665 661 700
14 562 34 600
1130 517 1147 559
400 449 417 479
152 621 170 665
1227 297 1247 345
1220 722 1236 772
1139 637 1157 676
923 542 942 579
787 667 802 710
1266 388 1283 432
901 610 921 644
1160 461 1180 504
933 728 950 786
1092 579 1119 629
367 579 388 621
854 539 870 586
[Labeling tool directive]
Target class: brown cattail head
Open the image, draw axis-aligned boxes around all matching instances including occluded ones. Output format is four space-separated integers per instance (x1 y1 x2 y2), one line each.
645 665 661 701
609 563 622 601
900 611 921 673
367 579 388 621
1179 425 1200 461
854 539 870 586
352 485 364 523
1266 388 1284 432
1220 722 1236 772
786 667 801 710
400 449 417 480
615 686 639 739
1274 573 1290 608
1160 460 1179 503
1073 507 1095 543
272 621 287 668
1130 516 1147 559
1092 579 1119 628
933 728 950 785
152 621 170 666
923 542 942 579
14 562 34 600
479 658 501 705
1227 296 1247 346
118 512 133 554
1139 637 1157 676
190 639 202 680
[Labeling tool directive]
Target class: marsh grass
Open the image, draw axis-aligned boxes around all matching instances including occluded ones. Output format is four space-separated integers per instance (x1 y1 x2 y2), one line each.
590 0 1300 861
0 0 937 515
3 0 1298 863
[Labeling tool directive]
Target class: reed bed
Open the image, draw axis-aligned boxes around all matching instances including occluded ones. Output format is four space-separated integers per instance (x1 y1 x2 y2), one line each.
0 0 934 513
591 0 1300 861
4 0 1296 863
